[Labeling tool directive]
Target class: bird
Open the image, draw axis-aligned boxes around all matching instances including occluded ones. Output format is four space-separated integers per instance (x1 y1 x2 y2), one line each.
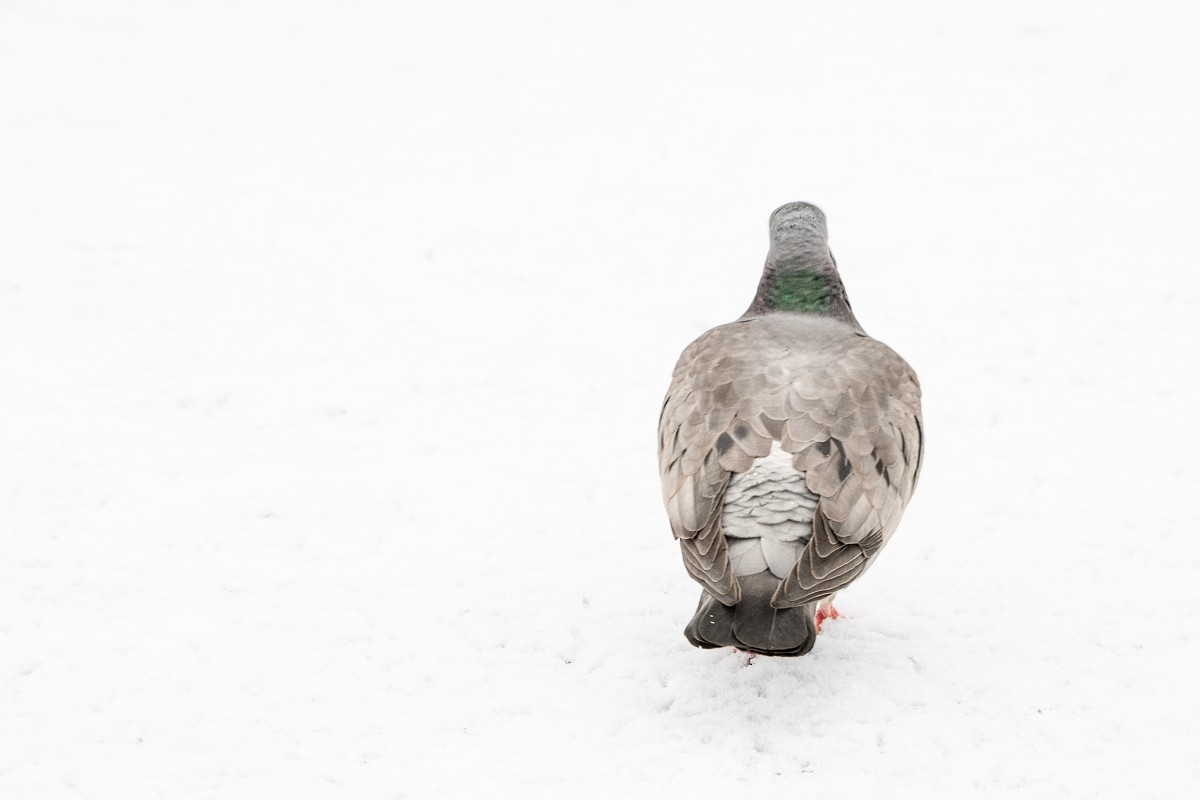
657 202 923 657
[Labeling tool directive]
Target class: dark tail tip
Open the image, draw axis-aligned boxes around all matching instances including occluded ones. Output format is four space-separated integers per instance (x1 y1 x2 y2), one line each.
683 572 816 657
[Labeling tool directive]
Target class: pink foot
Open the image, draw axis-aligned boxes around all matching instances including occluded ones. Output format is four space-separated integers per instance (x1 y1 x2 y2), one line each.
815 605 840 634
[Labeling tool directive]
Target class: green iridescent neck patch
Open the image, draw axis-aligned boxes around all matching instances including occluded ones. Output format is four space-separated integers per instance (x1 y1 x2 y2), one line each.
770 270 830 313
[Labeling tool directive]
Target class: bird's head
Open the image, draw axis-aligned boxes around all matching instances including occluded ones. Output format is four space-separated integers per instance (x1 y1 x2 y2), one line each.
768 202 831 263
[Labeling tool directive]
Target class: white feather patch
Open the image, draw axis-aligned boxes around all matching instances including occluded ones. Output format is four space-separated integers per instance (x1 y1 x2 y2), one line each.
727 537 769 575
722 442 818 578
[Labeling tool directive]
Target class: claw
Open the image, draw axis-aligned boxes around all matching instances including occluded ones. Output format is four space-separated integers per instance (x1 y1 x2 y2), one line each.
815 605 840 633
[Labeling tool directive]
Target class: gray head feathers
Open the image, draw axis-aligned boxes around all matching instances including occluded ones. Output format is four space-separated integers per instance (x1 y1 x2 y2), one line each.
772 201 830 257
768 202 830 263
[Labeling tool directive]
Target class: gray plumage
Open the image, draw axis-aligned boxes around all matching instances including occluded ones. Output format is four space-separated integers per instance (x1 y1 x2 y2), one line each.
658 202 923 657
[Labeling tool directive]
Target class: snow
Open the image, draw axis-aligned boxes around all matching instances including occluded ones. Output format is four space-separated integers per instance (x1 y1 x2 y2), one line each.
3 1 1199 797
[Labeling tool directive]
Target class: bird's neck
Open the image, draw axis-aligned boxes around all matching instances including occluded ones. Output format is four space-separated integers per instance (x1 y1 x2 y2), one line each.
745 258 860 327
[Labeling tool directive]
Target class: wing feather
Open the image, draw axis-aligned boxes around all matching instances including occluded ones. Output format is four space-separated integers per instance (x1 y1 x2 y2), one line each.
658 315 922 610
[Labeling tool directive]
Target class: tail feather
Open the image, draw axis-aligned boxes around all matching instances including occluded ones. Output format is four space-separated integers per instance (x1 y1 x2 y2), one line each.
684 571 816 657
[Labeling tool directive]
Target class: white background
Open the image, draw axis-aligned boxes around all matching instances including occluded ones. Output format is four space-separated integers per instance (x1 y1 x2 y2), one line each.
3 1 1198 797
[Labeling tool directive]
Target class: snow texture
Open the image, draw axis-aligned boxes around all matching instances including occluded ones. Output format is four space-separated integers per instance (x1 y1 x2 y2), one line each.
3 2 1199 798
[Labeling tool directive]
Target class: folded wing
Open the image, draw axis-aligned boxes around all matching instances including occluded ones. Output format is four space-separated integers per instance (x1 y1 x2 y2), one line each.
658 316 922 609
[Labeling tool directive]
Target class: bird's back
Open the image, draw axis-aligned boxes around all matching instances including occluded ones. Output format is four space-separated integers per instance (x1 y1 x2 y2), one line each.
659 313 922 656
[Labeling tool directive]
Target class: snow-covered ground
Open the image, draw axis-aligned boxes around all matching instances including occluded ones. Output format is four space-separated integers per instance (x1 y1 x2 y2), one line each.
3 2 1199 797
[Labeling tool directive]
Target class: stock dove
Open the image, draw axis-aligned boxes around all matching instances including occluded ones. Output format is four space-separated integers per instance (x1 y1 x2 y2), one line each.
657 202 923 656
